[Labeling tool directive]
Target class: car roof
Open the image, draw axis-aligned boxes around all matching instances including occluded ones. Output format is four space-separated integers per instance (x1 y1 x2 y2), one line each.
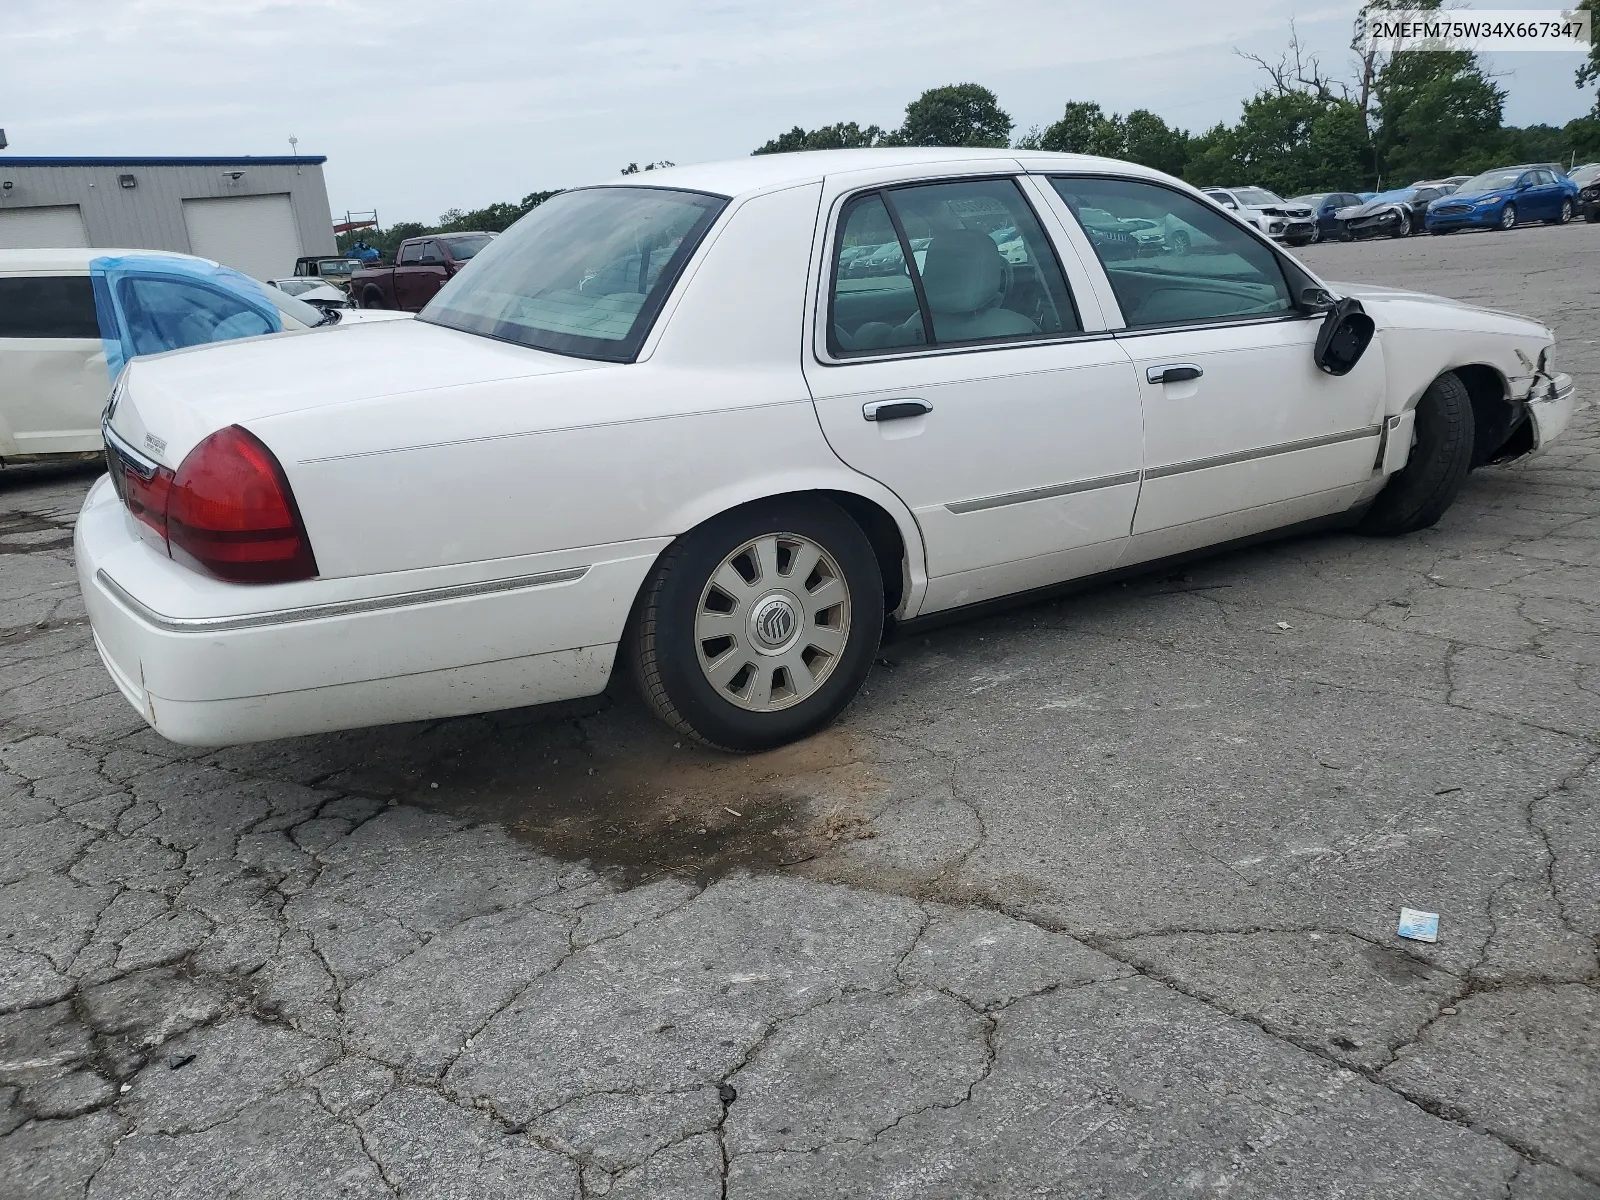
585 148 1171 198
0 247 210 274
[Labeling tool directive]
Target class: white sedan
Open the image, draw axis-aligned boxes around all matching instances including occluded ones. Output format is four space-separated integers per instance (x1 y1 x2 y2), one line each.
77 149 1576 751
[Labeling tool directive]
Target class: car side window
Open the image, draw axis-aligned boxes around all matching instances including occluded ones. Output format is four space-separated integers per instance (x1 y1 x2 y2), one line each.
830 177 1079 356
116 277 275 357
1050 177 1292 328
0 276 101 339
418 241 443 264
398 242 423 265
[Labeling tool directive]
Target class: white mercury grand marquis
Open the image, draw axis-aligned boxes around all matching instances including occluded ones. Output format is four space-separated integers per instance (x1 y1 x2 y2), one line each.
77 148 1577 751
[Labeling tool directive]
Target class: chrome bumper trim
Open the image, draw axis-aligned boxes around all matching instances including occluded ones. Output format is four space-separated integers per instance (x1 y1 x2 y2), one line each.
95 566 591 634
947 470 1141 515
1145 426 1383 481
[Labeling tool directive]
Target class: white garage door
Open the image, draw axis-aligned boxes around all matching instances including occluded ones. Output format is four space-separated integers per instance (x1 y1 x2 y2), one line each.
0 205 89 249
182 193 301 282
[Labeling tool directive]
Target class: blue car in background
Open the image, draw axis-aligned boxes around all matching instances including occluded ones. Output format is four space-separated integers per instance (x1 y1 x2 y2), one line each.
1425 165 1579 233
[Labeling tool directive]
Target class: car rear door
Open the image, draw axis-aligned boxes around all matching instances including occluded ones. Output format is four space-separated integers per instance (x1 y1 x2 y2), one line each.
804 167 1146 614
1041 174 1386 560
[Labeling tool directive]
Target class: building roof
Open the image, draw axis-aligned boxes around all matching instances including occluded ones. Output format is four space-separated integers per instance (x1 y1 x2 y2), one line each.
0 156 326 167
587 148 1167 198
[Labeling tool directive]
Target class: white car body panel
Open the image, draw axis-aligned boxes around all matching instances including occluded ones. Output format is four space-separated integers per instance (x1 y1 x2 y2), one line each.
75 149 1574 746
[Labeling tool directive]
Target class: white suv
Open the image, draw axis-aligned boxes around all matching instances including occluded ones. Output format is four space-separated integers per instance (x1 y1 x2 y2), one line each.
1202 187 1315 245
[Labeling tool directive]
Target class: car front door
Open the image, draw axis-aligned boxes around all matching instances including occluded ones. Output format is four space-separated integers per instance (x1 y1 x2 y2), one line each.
805 170 1146 614
1043 175 1386 560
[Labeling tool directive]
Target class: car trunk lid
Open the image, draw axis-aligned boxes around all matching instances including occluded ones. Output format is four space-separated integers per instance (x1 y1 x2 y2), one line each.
104 317 603 468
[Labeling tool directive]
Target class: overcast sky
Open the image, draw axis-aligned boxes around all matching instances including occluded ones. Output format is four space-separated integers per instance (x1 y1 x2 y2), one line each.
5 0 1594 223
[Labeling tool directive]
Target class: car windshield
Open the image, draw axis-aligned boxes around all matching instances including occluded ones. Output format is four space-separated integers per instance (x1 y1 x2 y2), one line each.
263 284 335 327
421 186 726 361
1289 194 1326 207
440 234 494 261
1570 164 1600 186
1232 188 1282 206
273 279 319 296
1459 169 1523 193
1371 188 1416 203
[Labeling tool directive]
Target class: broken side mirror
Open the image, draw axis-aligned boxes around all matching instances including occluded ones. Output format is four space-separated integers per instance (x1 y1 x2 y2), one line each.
1313 297 1375 376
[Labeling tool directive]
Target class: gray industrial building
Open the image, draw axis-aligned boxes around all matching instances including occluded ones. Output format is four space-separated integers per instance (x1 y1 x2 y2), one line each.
0 156 337 282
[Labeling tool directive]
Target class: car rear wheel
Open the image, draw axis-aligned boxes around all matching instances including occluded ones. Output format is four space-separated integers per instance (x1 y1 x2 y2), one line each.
1498 203 1517 230
361 287 386 309
628 498 884 752
1361 373 1475 537
1550 199 1574 225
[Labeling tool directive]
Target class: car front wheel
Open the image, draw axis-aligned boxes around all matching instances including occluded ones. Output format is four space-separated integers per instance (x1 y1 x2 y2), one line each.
628 498 884 752
1498 203 1517 230
1361 373 1475 536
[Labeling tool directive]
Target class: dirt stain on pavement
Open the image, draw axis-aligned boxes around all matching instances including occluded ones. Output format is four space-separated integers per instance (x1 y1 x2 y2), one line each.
404 715 886 885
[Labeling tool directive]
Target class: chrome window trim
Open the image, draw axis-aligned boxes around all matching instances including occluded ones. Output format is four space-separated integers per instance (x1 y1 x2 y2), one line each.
1144 426 1383 481
946 470 1141 514
95 565 590 634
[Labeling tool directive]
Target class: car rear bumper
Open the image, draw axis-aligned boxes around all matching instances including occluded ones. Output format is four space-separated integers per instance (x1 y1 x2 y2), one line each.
75 476 664 746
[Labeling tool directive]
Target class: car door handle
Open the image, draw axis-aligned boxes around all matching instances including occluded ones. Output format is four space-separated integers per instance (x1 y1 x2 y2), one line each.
863 398 932 422
1147 364 1202 385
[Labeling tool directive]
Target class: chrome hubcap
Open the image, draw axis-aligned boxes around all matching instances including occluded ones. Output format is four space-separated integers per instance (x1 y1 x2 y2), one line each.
695 533 851 712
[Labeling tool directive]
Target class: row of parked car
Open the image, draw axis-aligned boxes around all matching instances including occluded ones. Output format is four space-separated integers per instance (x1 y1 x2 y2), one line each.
1201 162 1600 249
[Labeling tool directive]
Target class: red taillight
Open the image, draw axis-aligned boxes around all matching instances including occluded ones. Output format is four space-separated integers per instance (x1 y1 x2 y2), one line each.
118 425 317 584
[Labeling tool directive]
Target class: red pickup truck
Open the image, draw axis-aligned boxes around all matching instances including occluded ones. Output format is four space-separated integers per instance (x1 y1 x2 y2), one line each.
349 232 494 311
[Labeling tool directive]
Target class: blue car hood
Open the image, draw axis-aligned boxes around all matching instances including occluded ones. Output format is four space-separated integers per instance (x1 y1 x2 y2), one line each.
89 253 283 380
1437 189 1503 206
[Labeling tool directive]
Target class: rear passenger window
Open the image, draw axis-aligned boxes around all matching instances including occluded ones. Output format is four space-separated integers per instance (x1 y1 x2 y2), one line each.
0 276 101 339
830 177 1079 356
1051 177 1291 328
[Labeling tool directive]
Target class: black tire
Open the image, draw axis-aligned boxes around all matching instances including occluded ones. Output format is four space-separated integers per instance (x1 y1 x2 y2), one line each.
361 287 386 309
628 497 884 752
1586 207 1600 223
1361 373 1475 536
1497 203 1517 231
1548 199 1573 225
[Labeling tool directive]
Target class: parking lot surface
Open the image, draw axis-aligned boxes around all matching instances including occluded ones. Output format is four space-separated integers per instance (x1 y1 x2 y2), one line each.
3 223 1598 1198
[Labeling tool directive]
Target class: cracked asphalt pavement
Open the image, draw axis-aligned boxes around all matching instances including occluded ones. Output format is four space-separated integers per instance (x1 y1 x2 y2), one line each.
3 224 1598 1198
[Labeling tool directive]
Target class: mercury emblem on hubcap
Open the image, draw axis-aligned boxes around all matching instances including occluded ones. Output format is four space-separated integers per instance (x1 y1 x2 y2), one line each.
750 595 798 650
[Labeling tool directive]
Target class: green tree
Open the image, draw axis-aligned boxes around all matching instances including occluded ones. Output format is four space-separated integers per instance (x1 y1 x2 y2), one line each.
892 84 1012 147
620 161 675 174
1217 90 1373 195
1373 48 1504 181
1035 101 1118 154
752 121 886 155
1122 110 1190 175
1577 0 1599 110
1181 122 1240 187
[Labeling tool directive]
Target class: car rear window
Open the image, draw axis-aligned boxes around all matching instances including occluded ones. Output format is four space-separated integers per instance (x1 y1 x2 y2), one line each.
0 276 101 339
419 186 727 362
